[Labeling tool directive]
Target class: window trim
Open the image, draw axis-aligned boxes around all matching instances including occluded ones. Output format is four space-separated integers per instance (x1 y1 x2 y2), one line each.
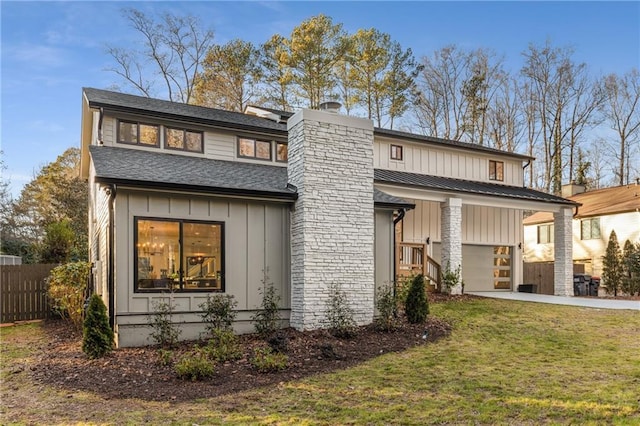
164 127 204 153
580 217 601 240
275 142 288 163
117 120 160 148
237 137 273 161
537 223 554 244
489 160 504 181
133 217 225 293
390 144 403 161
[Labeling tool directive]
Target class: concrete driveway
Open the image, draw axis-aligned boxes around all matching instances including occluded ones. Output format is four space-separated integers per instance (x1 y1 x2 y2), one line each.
469 292 640 311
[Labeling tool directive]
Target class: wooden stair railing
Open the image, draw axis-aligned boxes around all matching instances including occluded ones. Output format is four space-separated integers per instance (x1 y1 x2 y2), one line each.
396 242 442 292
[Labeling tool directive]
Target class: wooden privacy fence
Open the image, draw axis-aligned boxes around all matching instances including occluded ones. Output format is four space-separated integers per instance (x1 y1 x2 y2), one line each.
523 262 585 295
0 264 57 323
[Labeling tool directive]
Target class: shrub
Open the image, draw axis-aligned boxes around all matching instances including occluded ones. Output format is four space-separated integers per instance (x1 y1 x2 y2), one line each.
157 349 174 366
251 271 281 337
251 346 288 373
325 282 357 338
375 284 398 332
621 240 640 296
47 261 92 329
149 298 181 348
174 350 215 381
405 274 429 324
82 294 114 359
441 262 461 294
204 329 242 362
267 331 289 353
199 294 238 335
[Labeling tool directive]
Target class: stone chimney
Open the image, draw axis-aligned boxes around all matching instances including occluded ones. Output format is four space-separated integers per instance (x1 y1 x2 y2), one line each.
561 183 586 197
287 109 375 330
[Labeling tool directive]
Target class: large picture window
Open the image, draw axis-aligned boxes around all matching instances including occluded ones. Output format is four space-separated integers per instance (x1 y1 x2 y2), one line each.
118 120 159 147
135 218 224 293
165 127 203 153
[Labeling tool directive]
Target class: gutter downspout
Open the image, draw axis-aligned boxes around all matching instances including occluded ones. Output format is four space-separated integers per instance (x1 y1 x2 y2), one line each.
392 208 407 301
106 184 116 330
97 107 104 144
522 159 531 188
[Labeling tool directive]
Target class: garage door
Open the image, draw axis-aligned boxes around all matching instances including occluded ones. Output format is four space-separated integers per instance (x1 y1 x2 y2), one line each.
432 244 513 291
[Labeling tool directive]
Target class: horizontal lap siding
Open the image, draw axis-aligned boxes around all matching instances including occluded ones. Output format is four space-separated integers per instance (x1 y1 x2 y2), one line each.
115 191 290 315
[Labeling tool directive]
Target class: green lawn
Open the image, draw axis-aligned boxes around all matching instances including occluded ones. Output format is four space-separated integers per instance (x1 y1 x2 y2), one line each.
2 298 639 425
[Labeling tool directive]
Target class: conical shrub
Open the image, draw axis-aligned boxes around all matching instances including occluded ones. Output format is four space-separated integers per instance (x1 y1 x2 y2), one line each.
82 293 114 358
405 274 429 324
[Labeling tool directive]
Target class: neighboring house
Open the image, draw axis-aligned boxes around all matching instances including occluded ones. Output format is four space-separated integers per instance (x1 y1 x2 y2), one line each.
80 88 575 347
524 183 640 291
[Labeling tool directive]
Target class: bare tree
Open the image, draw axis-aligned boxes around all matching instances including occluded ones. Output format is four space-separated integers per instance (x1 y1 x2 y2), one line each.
105 8 214 103
601 69 640 185
486 76 524 152
521 41 601 193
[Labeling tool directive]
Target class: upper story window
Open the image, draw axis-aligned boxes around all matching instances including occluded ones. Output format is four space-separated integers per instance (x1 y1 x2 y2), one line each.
537 224 554 244
238 138 272 161
165 127 203 153
118 120 159 147
390 144 403 161
276 142 288 162
581 218 601 240
489 160 504 181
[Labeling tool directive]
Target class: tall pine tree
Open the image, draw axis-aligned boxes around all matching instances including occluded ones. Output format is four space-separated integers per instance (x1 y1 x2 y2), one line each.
602 230 623 296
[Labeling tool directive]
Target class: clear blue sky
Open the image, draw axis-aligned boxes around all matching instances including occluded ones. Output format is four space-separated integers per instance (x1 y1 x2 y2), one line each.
2 1 639 198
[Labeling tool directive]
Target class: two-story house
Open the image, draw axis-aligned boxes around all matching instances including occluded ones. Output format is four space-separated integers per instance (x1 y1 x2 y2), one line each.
524 183 640 293
80 88 575 347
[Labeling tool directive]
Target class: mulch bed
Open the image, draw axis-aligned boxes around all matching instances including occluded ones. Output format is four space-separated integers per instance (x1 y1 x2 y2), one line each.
28 295 475 402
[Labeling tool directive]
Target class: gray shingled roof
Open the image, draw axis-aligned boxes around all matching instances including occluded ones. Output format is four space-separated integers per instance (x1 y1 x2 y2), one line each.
374 169 577 205
83 88 532 160
89 145 413 207
84 88 287 135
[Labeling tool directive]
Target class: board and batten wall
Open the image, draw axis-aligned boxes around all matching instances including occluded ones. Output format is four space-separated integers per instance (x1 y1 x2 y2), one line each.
374 136 524 187
112 189 291 347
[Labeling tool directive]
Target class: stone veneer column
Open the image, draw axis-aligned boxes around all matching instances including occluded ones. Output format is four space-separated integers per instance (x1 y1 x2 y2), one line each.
441 198 463 295
553 207 574 296
287 109 375 330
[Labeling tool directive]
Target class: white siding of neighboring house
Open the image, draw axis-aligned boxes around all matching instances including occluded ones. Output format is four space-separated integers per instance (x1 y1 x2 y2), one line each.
373 136 524 186
100 115 287 167
112 190 291 347
524 211 640 279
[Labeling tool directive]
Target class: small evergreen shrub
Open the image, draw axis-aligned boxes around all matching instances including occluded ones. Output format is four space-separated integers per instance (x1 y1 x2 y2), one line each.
251 346 288 373
199 294 238 335
204 329 242 362
405 274 429 324
267 331 289 353
149 298 181 348
251 271 281 337
603 230 623 296
47 261 92 329
325 282 357 338
375 284 398 332
82 294 114 359
174 349 215 381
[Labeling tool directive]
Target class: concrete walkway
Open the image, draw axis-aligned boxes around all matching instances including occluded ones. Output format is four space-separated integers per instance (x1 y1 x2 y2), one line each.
469 291 640 311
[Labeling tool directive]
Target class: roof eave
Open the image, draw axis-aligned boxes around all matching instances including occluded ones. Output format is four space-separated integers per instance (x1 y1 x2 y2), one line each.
94 176 298 202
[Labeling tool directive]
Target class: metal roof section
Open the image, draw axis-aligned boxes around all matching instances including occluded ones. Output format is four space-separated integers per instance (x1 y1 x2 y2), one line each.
374 169 577 206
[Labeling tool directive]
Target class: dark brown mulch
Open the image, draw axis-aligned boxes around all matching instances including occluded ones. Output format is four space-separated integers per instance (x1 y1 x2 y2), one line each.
28 296 474 403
